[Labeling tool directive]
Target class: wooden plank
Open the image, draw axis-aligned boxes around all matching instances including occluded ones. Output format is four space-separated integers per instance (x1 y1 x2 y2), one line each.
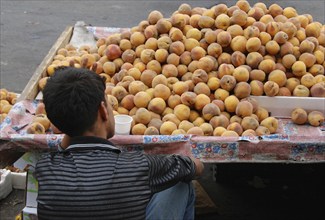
18 26 73 101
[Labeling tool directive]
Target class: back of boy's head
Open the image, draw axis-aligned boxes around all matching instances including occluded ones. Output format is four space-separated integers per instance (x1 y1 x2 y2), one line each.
43 67 106 137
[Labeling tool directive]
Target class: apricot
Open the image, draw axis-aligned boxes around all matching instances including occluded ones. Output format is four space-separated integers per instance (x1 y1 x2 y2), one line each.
181 92 197 107
202 103 221 121
309 64 325 76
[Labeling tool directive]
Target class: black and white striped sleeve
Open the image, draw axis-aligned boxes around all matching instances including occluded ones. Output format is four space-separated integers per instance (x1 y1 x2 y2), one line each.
144 154 196 193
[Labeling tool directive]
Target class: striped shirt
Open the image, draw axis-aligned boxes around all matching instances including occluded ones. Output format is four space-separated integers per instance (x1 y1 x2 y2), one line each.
35 136 196 220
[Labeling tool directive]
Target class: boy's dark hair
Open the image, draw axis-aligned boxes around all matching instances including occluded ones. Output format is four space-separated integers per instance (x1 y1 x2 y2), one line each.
43 67 106 137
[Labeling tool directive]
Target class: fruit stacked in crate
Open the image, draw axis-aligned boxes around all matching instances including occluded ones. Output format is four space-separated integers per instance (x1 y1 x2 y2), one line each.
38 0 324 136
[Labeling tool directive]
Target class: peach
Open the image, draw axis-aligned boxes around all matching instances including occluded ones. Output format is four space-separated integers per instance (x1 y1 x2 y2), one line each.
231 51 246 67
105 44 122 61
265 40 280 55
135 108 151 125
111 85 128 101
227 24 244 38
207 77 220 91
258 59 275 74
293 85 310 97
310 82 325 97
300 73 316 88
153 84 171 101
181 92 197 107
227 122 243 136
193 82 210 96
241 116 259 131
291 108 308 125
235 101 253 117
213 127 227 136
220 75 236 91
32 114 50 131
148 118 163 131
230 36 247 53
234 82 251 99
260 117 278 134
27 122 46 134
285 78 300 92
255 126 271 136
120 94 135 111
309 64 325 76
268 70 287 87
194 94 210 111
199 123 214 136
192 69 208 84
264 81 279 96
148 98 166 114
230 9 247 27
224 95 239 113
241 129 257 137
162 113 181 127
307 111 325 126
162 64 178 78
233 66 249 82
202 103 221 120
218 64 234 78
230 115 243 124
144 126 160 135
131 123 147 135
178 120 194 133
249 69 265 82
255 107 269 123
174 104 191 121
277 87 292 96
198 15 215 29
186 126 204 136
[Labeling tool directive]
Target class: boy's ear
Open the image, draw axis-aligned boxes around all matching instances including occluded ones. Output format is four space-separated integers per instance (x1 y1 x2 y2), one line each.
99 101 108 121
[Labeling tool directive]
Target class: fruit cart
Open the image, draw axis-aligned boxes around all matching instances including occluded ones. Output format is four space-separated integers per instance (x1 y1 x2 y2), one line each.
0 1 324 218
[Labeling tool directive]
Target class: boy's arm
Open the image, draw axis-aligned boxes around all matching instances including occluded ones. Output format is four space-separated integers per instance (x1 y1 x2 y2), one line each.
190 157 204 176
